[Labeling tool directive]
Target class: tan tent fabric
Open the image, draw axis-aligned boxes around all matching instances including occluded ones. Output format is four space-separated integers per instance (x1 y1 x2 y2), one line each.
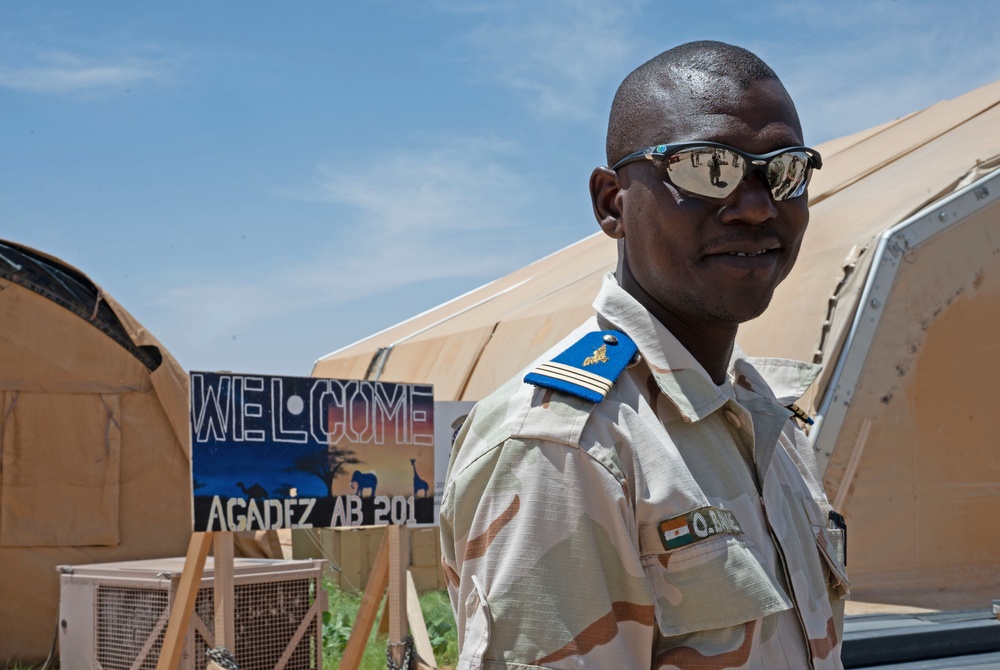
313 232 617 398
0 241 279 664
818 200 1000 609
376 325 496 400
0 243 194 663
742 80 1000 371
0 285 153 394
2 391 122 547
312 80 1000 609
102 290 191 450
315 81 1000 406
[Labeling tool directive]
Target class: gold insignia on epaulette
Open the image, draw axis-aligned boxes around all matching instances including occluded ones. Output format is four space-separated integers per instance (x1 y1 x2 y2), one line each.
583 344 609 366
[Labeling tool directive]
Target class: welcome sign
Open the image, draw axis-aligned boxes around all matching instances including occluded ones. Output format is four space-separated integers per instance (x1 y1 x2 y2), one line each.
190 372 435 531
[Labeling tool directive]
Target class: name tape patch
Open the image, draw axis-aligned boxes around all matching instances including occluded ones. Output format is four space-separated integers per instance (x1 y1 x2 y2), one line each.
659 506 744 551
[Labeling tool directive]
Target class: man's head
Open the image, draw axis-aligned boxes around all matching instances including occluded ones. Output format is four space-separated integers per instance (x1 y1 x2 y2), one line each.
591 41 813 332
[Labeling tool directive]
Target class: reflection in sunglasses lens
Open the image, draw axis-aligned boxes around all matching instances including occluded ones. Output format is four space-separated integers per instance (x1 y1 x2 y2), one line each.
666 148 810 201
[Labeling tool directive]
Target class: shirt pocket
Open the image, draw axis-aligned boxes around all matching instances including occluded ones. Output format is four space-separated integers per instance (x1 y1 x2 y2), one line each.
799 496 851 598
639 532 793 637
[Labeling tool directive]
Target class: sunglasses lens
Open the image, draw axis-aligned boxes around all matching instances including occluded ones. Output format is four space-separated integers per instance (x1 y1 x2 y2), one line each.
666 148 744 198
767 151 812 201
649 145 814 200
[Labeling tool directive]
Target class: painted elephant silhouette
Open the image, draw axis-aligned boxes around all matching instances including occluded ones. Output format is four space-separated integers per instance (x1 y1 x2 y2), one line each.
350 470 377 497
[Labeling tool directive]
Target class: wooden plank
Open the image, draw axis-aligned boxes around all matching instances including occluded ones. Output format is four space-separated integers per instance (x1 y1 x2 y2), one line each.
407 569 437 669
342 528 363 591
387 525 410 667
274 599 320 670
378 597 390 635
364 527 386 590
155 532 213 670
129 610 169 670
191 613 213 648
833 417 872 511
338 529 391 670
409 565 444 593
410 528 438 568
213 532 235 651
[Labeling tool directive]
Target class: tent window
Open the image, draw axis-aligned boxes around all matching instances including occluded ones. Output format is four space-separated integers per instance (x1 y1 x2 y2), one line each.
1 391 121 547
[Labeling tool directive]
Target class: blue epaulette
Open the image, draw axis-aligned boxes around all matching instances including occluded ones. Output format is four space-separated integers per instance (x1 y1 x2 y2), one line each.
524 330 638 403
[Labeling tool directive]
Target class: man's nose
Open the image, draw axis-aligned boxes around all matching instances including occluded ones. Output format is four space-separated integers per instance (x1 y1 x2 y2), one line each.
719 171 777 225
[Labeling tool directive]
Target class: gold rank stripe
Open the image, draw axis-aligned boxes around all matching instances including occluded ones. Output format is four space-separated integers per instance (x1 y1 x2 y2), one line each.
531 361 613 396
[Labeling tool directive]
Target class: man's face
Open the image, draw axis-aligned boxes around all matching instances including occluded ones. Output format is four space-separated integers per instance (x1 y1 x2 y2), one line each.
608 78 809 328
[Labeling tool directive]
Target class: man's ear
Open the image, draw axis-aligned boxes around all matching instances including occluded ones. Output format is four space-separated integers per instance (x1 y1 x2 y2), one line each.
590 166 624 239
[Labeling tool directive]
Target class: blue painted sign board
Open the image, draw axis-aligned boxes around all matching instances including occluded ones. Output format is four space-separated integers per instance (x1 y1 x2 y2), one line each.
190 371 435 531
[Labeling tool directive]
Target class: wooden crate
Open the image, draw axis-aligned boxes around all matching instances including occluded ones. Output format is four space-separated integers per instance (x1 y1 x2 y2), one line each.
291 526 445 594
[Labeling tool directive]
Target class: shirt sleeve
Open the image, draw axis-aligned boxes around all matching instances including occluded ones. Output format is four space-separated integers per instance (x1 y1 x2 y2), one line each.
441 436 656 670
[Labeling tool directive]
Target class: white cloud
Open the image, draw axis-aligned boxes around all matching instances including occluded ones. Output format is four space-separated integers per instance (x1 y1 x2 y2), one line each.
151 137 540 351
759 1 1000 142
447 0 999 137
453 0 644 121
0 50 175 95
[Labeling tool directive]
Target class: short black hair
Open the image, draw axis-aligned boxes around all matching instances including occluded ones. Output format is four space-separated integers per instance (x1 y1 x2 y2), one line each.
606 41 785 165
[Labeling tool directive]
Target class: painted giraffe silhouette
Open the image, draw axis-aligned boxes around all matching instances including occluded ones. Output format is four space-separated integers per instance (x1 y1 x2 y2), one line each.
410 458 429 498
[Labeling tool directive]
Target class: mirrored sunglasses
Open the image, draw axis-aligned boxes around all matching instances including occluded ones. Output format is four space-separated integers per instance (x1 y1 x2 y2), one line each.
611 141 822 201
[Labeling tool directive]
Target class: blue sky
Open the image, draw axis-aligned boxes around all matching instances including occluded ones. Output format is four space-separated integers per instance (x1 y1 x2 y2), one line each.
3 1 999 377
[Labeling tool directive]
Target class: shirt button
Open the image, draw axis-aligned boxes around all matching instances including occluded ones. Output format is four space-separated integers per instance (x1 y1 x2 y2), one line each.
724 409 742 429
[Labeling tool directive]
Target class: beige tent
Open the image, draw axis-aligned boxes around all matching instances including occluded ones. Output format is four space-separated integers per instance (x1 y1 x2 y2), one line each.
0 240 192 663
0 240 281 664
314 80 1000 609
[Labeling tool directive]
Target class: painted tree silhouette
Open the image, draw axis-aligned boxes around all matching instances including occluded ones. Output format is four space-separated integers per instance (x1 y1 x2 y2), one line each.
286 443 361 496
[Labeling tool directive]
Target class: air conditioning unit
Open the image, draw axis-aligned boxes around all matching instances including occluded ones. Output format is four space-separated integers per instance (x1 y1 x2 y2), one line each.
58 556 327 670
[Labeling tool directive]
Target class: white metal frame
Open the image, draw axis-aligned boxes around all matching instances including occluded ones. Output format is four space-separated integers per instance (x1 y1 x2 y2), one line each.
810 167 1000 473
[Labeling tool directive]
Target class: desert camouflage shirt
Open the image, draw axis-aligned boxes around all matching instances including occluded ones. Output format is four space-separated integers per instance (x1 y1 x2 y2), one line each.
441 273 850 669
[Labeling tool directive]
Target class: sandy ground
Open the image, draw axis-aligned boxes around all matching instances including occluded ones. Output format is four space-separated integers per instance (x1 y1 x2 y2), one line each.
844 601 939 615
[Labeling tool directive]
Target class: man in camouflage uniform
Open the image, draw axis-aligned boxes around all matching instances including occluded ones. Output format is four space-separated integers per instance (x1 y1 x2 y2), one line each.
441 41 849 669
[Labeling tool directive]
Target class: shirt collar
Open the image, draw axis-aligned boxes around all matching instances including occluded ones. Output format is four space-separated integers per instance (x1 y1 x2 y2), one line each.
593 272 821 421
732 354 822 405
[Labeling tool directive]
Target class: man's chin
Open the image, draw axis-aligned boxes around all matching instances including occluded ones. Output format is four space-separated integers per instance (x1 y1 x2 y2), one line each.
707 295 776 326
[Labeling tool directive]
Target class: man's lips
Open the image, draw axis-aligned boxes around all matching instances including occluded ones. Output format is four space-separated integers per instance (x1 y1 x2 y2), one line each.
718 248 777 257
702 241 783 258
699 230 784 258
700 239 784 272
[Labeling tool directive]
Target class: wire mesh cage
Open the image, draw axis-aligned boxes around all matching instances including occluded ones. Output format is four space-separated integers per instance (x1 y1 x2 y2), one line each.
60 557 326 670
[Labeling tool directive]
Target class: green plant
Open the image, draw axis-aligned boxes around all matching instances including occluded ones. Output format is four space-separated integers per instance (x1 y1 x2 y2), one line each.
416 590 458 663
321 580 458 669
427 617 456 660
322 607 355 656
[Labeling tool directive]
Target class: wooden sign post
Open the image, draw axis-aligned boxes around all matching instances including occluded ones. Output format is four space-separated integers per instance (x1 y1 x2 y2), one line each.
153 531 237 670
155 532 212 670
338 525 437 670
386 526 409 667
213 532 235 652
